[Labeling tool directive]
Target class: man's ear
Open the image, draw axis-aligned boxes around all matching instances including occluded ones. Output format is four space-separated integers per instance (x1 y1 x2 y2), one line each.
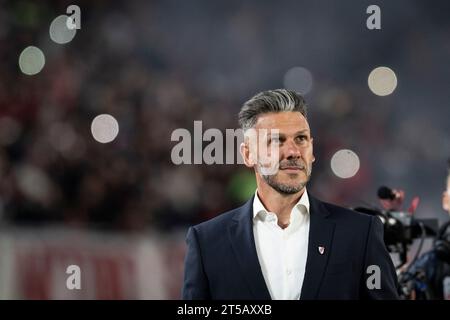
240 142 255 168
311 138 315 163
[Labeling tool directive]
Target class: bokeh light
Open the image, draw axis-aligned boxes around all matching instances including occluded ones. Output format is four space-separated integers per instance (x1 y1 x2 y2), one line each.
49 15 77 44
48 122 78 154
330 149 360 179
18 46 45 75
368 66 397 96
91 114 119 144
283 66 313 95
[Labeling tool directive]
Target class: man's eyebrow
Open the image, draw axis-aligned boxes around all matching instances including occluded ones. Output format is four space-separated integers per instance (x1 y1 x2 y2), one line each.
267 130 310 138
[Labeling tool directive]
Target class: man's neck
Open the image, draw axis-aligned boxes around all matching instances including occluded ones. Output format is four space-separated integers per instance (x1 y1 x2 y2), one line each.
257 185 305 229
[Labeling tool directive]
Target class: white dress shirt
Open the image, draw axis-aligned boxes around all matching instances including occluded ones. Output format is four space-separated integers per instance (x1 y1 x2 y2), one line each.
252 189 310 300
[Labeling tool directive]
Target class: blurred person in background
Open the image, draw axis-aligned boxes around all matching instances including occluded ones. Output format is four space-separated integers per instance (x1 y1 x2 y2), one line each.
442 162 450 216
401 160 450 299
182 89 399 300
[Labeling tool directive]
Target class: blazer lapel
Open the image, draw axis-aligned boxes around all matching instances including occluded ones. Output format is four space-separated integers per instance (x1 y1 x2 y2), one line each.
300 195 336 300
228 197 272 300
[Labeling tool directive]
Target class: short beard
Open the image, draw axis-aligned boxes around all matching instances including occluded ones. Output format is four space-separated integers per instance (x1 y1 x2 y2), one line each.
261 166 312 195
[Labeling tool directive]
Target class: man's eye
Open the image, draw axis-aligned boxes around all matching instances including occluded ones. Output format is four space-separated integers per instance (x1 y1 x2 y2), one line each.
270 137 280 144
269 138 280 144
296 135 307 142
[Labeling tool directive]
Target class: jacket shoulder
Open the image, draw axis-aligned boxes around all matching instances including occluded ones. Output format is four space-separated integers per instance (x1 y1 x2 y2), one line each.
190 200 249 235
320 200 375 227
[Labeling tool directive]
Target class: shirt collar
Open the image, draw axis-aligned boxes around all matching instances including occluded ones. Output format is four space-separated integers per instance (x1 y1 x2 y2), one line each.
252 188 310 221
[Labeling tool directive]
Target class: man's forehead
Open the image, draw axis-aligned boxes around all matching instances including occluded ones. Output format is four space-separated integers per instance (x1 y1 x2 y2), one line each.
254 111 310 132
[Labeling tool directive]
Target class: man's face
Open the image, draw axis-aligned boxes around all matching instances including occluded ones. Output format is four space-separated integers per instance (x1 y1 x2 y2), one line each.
247 111 315 194
443 176 450 214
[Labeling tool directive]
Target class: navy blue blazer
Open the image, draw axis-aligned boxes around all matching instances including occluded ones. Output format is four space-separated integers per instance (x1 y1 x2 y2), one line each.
182 194 399 299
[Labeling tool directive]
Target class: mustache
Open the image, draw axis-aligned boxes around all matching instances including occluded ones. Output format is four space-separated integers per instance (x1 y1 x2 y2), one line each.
279 160 306 170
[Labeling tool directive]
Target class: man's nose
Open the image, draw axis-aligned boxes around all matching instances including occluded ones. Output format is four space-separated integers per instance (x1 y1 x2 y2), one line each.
284 139 301 159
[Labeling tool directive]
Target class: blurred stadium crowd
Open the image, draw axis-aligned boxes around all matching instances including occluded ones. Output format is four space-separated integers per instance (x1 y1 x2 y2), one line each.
0 0 449 234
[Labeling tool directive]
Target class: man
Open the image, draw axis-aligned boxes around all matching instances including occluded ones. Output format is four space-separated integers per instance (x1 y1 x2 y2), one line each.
401 160 450 299
182 89 399 299
443 162 450 215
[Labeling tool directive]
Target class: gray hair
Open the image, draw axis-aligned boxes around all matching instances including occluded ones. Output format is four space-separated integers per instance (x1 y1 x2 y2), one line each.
238 89 308 131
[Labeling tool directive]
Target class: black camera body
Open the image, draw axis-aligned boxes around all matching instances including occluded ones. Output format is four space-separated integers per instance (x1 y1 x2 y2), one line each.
352 206 438 268
353 202 450 299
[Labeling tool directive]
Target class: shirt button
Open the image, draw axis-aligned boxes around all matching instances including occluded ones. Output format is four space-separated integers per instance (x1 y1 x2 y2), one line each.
286 269 292 276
